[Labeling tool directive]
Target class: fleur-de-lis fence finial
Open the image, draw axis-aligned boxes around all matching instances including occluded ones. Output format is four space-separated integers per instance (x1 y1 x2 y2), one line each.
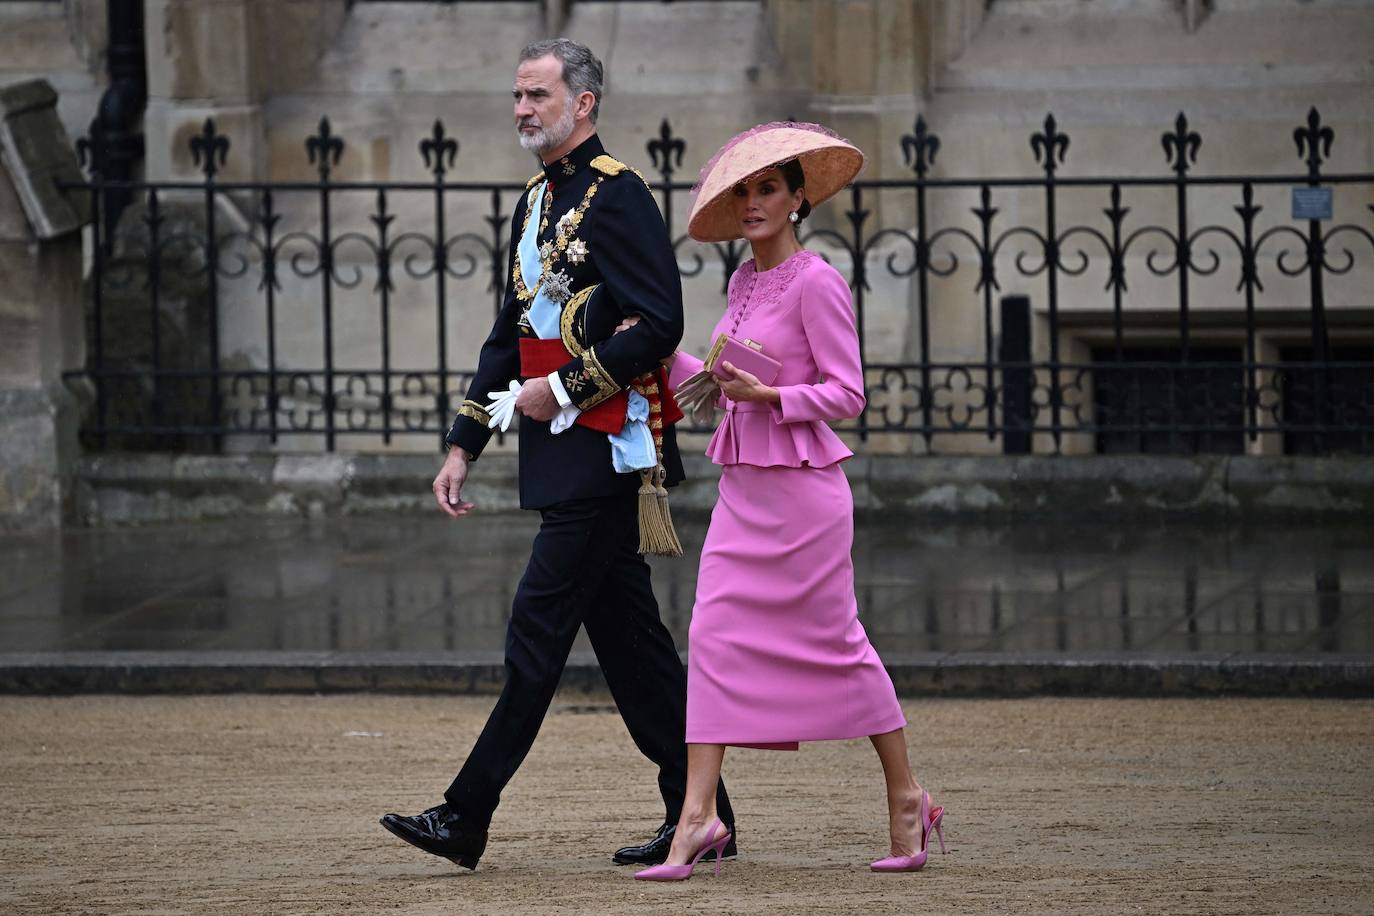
420 119 459 180
1162 112 1202 177
646 118 686 183
306 117 345 180
189 118 231 179
900 115 940 178
1293 107 1334 179
1030 113 1070 176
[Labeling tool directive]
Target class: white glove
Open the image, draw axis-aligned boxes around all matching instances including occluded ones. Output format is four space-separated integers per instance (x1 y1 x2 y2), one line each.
484 380 521 432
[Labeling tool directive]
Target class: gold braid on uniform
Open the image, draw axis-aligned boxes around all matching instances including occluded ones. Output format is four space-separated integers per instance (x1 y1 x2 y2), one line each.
456 399 491 426
559 285 597 358
574 346 620 410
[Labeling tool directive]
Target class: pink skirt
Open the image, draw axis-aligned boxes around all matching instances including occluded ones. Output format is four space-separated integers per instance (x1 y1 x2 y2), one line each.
685 462 907 750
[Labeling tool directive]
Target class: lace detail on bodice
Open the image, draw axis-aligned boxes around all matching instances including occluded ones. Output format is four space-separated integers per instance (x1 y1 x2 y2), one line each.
725 250 820 336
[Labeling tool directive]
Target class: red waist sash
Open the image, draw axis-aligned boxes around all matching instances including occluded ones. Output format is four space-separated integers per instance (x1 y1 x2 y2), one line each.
519 337 683 435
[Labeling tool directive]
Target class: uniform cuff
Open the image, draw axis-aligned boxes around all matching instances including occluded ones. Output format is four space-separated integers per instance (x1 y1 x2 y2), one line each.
445 413 492 458
557 348 621 410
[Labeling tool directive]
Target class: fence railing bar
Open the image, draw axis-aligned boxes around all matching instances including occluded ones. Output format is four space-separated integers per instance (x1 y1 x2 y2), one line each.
66 109 1374 457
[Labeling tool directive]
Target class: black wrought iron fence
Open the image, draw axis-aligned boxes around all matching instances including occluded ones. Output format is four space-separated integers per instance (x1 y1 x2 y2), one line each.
63 108 1374 455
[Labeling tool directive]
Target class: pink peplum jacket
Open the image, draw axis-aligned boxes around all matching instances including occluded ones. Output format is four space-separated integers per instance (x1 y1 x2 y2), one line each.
668 250 864 469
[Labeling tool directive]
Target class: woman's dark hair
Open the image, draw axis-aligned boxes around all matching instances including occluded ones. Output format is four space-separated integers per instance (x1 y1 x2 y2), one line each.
778 159 812 226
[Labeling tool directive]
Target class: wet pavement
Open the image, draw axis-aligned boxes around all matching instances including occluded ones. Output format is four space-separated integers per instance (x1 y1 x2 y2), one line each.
2 512 1372 661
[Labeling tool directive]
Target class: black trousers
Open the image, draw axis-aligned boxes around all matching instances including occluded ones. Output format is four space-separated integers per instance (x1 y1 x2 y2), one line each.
445 492 734 829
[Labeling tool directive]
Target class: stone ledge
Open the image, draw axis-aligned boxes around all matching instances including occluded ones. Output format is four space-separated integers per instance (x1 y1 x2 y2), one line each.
73 452 1374 524
3 651 1371 697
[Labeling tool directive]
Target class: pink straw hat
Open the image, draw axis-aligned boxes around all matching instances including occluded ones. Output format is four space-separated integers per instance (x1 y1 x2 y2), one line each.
687 121 866 243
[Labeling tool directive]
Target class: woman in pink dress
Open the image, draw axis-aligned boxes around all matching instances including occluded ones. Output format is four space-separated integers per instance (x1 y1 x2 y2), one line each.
630 123 945 881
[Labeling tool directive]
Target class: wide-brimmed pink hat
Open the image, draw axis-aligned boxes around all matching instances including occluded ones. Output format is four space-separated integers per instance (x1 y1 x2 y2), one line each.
687 121 865 243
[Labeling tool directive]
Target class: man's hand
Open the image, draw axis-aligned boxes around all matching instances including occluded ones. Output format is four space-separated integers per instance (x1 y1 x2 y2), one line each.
515 377 560 422
614 314 675 368
432 448 475 518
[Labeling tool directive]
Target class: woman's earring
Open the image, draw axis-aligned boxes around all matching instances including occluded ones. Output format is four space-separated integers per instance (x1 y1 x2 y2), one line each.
788 211 799 224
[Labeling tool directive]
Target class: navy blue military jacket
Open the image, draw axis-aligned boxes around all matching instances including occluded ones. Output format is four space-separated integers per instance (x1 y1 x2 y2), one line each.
445 134 686 509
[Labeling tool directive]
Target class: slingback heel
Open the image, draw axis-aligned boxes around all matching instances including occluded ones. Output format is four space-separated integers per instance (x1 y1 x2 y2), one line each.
869 790 946 872
634 819 732 881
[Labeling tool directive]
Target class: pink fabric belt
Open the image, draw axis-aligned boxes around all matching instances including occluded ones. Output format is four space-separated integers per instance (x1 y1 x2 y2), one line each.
706 405 854 468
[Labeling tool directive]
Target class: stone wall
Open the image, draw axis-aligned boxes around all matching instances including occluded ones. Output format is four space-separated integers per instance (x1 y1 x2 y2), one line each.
0 79 90 530
162 0 1374 456
71 450 1374 525
0 1 107 143
4 0 1372 462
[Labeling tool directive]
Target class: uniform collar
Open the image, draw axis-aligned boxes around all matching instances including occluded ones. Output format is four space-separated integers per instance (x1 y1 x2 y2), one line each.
542 133 604 184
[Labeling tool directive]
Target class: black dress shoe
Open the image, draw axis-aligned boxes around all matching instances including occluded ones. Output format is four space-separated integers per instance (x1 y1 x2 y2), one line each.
380 803 488 869
612 821 738 866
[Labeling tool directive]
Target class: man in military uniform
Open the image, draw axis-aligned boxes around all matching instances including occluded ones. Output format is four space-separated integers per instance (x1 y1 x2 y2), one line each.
379 38 735 870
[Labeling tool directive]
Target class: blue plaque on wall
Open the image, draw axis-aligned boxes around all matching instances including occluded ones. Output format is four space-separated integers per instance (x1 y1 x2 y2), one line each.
1292 187 1333 220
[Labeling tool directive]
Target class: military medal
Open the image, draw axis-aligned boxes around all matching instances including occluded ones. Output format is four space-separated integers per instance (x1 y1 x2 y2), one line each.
541 269 572 304
511 177 602 308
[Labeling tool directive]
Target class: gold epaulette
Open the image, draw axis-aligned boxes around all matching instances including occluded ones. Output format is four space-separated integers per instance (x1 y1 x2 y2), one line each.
591 155 649 185
590 154 627 176
524 172 544 189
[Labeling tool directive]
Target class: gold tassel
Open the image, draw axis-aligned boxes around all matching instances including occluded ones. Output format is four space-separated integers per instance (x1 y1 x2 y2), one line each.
632 372 685 558
638 468 661 554
653 464 684 557
636 465 683 557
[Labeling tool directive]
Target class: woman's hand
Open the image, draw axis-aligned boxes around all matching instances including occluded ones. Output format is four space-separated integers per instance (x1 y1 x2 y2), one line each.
717 361 779 404
614 314 677 369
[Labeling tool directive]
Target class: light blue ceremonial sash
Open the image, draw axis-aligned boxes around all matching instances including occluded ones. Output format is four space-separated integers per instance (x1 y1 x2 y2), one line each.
519 181 656 473
518 181 561 340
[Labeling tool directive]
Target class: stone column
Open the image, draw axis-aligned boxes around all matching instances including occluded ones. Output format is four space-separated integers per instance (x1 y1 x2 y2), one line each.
925 0 986 90
0 80 91 531
143 0 265 182
805 0 910 177
761 1 987 454
142 0 347 182
778 0 985 182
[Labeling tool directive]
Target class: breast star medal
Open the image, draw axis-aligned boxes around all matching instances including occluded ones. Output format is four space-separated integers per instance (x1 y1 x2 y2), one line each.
556 209 578 237
541 269 572 304
566 239 588 265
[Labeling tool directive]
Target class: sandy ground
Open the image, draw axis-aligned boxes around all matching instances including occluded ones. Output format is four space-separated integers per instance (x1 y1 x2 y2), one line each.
1 695 1371 915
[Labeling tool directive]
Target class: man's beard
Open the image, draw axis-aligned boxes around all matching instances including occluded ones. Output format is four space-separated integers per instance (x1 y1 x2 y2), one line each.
517 99 576 155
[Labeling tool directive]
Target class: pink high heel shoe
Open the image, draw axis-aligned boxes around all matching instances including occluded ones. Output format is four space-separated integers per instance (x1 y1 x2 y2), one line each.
634 819 732 882
870 789 946 872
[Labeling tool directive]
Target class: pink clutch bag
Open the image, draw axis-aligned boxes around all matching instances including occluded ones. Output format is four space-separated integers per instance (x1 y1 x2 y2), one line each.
704 335 780 386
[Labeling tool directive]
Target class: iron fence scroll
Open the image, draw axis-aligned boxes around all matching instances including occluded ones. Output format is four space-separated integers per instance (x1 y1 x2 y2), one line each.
65 107 1374 455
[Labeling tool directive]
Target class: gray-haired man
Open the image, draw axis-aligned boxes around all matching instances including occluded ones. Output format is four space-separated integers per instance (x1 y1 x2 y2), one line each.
379 38 735 870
